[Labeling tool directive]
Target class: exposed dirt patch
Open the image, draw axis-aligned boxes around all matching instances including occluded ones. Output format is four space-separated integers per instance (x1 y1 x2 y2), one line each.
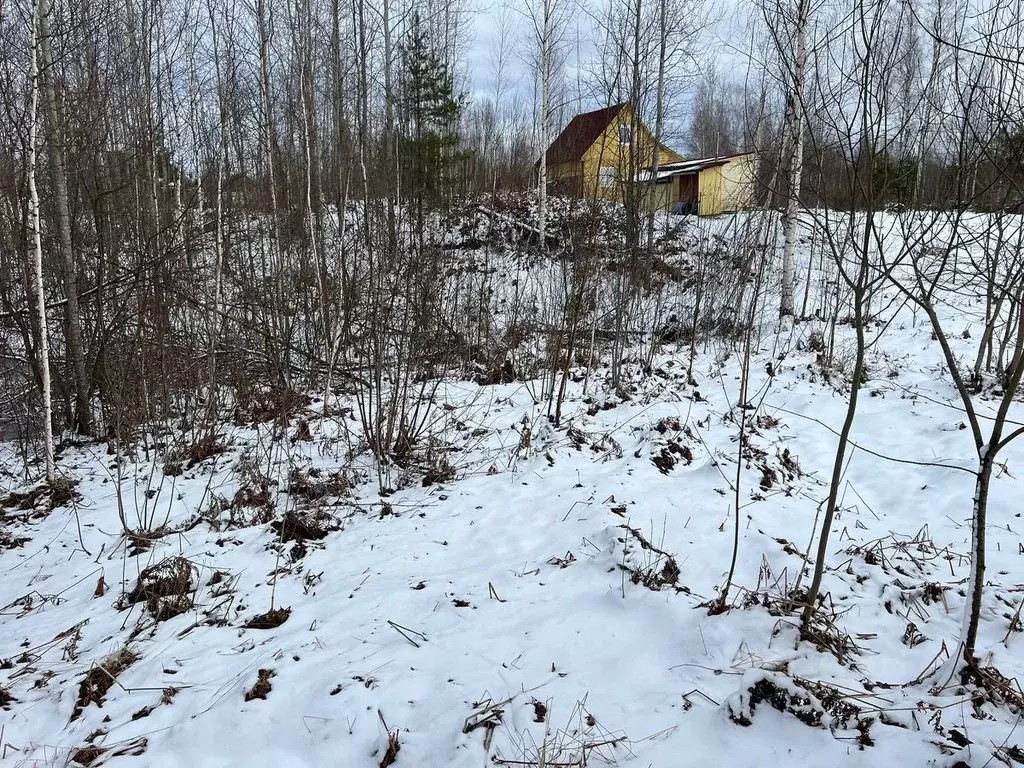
244 668 275 701
652 440 693 474
186 435 227 467
49 478 78 507
0 685 16 708
72 738 148 765
0 529 30 550
422 459 456 487
730 676 823 728
473 357 517 386
655 417 682 434
71 647 139 721
70 746 106 766
728 673 873 747
293 418 313 442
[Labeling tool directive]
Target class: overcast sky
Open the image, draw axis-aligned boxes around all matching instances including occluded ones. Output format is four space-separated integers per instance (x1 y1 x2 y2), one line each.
461 0 752 149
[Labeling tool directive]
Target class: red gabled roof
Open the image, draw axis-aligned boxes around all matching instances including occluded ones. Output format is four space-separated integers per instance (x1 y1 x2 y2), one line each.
544 103 628 167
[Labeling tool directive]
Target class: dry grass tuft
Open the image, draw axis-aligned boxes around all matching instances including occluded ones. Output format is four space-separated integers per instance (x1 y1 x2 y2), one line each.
271 510 334 543
288 467 349 502
244 606 291 630
379 731 401 768
618 524 687 594
235 387 312 424
120 556 197 622
1 477 79 514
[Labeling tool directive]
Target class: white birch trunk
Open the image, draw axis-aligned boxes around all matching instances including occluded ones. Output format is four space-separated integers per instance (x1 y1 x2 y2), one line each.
646 0 668 251
780 0 809 318
38 0 91 435
294 0 328 383
28 0 54 482
537 0 552 246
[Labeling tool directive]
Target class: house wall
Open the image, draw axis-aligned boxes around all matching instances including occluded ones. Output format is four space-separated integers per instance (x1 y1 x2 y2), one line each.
548 161 583 196
579 104 683 202
719 154 756 212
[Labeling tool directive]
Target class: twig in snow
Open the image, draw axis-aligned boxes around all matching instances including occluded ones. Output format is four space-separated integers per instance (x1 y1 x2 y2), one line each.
488 582 506 602
387 620 426 647
681 688 720 707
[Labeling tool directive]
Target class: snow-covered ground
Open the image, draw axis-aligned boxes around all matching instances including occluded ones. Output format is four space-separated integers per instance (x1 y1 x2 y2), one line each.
2 212 1023 767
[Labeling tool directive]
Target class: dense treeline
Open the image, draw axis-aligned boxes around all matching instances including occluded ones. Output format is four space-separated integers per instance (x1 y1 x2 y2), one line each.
0 0 712 446
2 0 1021 449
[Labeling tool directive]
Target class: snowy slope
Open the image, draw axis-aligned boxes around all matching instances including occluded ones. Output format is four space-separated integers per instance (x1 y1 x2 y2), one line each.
2 215 1023 768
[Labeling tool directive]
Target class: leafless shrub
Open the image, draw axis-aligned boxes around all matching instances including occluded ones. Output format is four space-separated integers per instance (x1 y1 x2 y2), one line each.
618 524 687 594
288 466 350 502
494 696 632 767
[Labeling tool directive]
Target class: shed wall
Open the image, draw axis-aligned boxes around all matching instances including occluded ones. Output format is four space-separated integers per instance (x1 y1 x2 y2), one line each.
719 154 756 211
698 166 723 216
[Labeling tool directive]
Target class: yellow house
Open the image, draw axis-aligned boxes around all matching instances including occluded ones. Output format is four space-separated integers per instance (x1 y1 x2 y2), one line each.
544 103 757 216
544 102 682 203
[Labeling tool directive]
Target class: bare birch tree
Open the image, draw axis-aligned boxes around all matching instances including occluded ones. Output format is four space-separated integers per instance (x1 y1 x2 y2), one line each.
764 0 811 318
524 0 569 246
37 0 91 435
27 0 54 481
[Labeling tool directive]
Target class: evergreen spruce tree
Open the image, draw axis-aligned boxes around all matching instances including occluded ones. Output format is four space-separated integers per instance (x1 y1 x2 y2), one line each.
399 13 463 226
